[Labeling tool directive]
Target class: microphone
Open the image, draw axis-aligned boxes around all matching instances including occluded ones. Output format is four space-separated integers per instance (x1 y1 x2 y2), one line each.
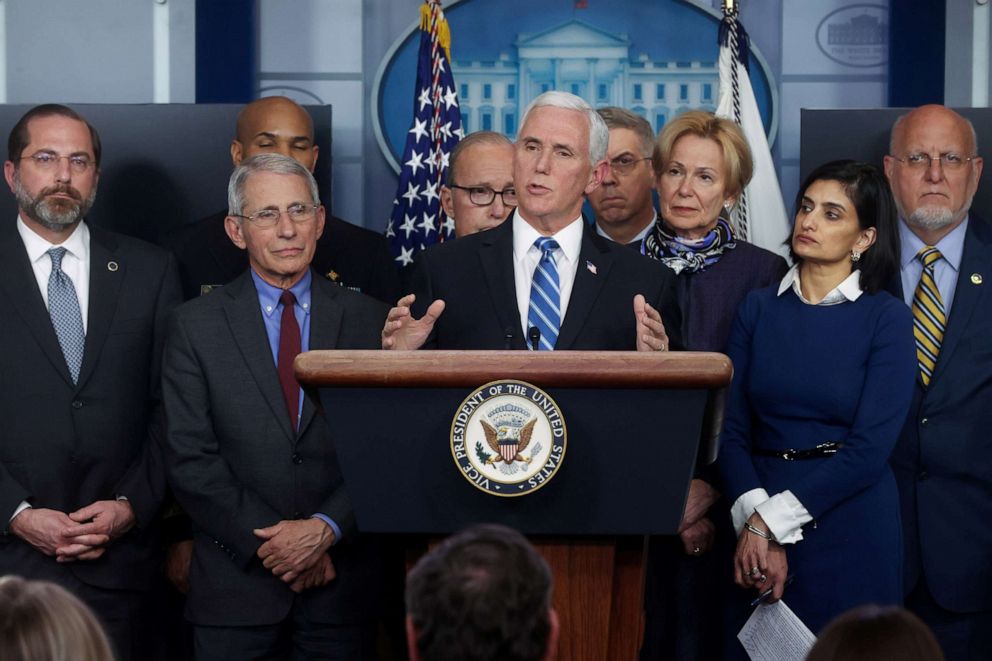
528 326 541 351
504 327 514 350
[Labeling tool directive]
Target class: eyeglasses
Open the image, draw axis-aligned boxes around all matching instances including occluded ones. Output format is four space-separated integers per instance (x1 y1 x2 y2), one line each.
449 185 518 207
608 155 651 176
232 203 318 228
21 151 94 174
890 152 977 171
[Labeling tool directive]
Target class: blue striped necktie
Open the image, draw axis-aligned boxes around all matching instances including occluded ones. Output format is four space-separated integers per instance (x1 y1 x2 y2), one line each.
912 246 946 387
527 237 561 351
47 247 85 383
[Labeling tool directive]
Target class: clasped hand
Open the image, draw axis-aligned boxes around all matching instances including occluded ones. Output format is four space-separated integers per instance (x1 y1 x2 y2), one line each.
254 518 336 593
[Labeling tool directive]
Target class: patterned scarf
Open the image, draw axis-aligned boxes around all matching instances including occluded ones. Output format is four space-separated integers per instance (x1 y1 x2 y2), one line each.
642 217 737 274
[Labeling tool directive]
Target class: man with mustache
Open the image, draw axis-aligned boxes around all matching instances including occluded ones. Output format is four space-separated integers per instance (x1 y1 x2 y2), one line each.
382 91 680 352
588 107 658 250
0 104 181 660
883 105 992 660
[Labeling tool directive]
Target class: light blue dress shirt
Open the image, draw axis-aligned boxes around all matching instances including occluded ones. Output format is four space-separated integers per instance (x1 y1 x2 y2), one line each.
898 216 968 315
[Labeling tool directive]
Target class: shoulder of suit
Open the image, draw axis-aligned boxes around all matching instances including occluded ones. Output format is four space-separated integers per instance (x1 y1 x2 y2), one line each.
91 225 173 264
312 271 389 313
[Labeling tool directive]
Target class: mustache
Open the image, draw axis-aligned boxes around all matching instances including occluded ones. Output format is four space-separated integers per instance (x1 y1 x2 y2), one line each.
40 184 83 202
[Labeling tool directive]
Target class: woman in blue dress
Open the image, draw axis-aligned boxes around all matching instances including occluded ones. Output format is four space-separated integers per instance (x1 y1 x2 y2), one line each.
718 160 917 639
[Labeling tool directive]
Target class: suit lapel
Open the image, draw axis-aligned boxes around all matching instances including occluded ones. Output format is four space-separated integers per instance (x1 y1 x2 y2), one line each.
0 224 73 383
556 225 614 350
931 216 992 384
223 273 296 444
298 275 343 437
478 217 526 346
76 227 123 390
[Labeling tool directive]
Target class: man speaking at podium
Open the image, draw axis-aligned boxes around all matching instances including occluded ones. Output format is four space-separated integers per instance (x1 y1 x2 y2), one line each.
382 91 680 352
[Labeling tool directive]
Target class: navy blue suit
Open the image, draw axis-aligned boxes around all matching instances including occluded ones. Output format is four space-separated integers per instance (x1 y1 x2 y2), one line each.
889 215 992 658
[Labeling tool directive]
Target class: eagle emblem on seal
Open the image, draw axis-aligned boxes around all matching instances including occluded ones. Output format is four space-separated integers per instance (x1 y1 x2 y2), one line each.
481 417 537 465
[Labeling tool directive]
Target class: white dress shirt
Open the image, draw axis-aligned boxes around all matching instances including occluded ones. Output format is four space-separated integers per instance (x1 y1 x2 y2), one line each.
17 217 91 331
512 211 584 341
730 264 864 544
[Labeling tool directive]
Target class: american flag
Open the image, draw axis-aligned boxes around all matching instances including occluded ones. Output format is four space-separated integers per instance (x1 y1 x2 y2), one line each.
385 0 463 266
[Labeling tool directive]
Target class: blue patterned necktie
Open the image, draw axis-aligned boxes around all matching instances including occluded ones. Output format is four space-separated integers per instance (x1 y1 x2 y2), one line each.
47 247 85 383
527 237 561 351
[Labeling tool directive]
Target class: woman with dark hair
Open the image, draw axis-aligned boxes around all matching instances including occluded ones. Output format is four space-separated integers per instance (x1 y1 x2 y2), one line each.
718 160 917 642
807 604 945 661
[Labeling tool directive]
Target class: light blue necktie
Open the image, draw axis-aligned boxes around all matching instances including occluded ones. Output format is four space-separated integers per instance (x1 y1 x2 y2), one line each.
47 247 85 383
527 237 561 351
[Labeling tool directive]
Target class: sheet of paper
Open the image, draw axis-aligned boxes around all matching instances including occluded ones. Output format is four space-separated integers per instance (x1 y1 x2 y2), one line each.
737 600 817 661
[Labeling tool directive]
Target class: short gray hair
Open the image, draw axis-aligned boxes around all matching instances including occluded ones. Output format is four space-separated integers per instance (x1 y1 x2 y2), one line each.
446 131 513 186
228 153 320 216
519 91 608 166
597 107 655 157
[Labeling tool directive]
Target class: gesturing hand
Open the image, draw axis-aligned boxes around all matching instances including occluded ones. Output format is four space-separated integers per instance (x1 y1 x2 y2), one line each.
381 294 445 350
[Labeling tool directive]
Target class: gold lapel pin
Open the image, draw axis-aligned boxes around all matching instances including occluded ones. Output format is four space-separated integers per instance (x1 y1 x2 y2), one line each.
971 273 983 285
107 261 119 272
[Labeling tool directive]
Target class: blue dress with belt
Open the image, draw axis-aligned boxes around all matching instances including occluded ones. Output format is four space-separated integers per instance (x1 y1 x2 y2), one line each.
718 280 916 634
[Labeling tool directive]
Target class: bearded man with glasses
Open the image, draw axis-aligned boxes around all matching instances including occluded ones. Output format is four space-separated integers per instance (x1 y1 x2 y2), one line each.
0 104 181 661
883 104 992 661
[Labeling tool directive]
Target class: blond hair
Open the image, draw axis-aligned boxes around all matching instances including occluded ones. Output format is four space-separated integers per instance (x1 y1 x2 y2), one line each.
652 110 753 200
0 576 115 661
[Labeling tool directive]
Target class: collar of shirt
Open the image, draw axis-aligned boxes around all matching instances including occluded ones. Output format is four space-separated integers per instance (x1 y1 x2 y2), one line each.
899 214 967 272
594 211 657 245
777 263 863 306
16 216 90 330
251 268 313 361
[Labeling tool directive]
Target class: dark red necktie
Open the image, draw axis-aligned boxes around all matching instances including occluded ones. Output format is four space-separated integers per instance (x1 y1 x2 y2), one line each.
277 290 302 432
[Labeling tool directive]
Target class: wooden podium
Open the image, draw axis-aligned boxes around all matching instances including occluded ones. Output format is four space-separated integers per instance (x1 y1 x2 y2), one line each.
297 350 732 661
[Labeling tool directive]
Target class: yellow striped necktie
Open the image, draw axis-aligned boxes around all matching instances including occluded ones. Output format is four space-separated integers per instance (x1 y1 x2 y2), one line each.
912 246 946 387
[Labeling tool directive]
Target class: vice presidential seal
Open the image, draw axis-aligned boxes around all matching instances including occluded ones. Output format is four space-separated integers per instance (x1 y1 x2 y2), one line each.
450 380 567 497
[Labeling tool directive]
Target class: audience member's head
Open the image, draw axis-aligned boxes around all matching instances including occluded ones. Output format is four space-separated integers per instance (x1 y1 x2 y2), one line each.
231 96 318 172
406 524 559 661
440 131 515 237
883 104 983 244
0 576 116 661
514 91 609 233
806 604 945 661
588 107 657 244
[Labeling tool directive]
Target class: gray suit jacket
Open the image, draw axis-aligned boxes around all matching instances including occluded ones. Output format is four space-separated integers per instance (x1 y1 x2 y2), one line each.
163 269 388 626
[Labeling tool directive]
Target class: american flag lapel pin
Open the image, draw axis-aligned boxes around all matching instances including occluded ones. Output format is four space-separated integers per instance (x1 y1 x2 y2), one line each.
586 260 597 275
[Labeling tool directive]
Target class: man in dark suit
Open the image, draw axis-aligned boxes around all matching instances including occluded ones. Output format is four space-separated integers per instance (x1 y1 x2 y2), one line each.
163 153 387 659
382 91 679 351
0 104 181 660
167 95 400 303
884 104 992 660
588 107 658 250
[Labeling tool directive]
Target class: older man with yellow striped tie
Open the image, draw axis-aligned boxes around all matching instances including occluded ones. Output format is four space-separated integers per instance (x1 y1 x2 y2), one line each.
884 104 991 661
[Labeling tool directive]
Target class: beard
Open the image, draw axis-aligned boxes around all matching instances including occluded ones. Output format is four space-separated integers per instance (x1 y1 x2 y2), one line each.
13 173 96 232
906 205 955 231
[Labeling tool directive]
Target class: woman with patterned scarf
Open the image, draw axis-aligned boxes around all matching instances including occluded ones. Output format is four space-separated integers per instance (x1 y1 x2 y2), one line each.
639 111 786 661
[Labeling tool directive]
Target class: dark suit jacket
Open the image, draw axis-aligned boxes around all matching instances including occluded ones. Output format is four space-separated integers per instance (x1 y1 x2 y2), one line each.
889 214 992 612
166 210 401 304
0 221 181 590
163 270 388 626
409 214 682 350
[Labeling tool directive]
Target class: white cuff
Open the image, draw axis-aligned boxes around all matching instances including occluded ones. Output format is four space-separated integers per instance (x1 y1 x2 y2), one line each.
9 500 31 524
754 490 812 544
730 488 769 535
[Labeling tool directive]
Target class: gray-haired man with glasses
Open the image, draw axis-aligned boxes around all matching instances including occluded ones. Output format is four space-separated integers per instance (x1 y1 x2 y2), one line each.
0 104 181 660
588 107 657 249
163 153 388 659
883 104 992 660
440 130 516 238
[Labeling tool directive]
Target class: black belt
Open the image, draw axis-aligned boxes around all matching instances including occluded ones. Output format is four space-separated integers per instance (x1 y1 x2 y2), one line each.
753 442 843 461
